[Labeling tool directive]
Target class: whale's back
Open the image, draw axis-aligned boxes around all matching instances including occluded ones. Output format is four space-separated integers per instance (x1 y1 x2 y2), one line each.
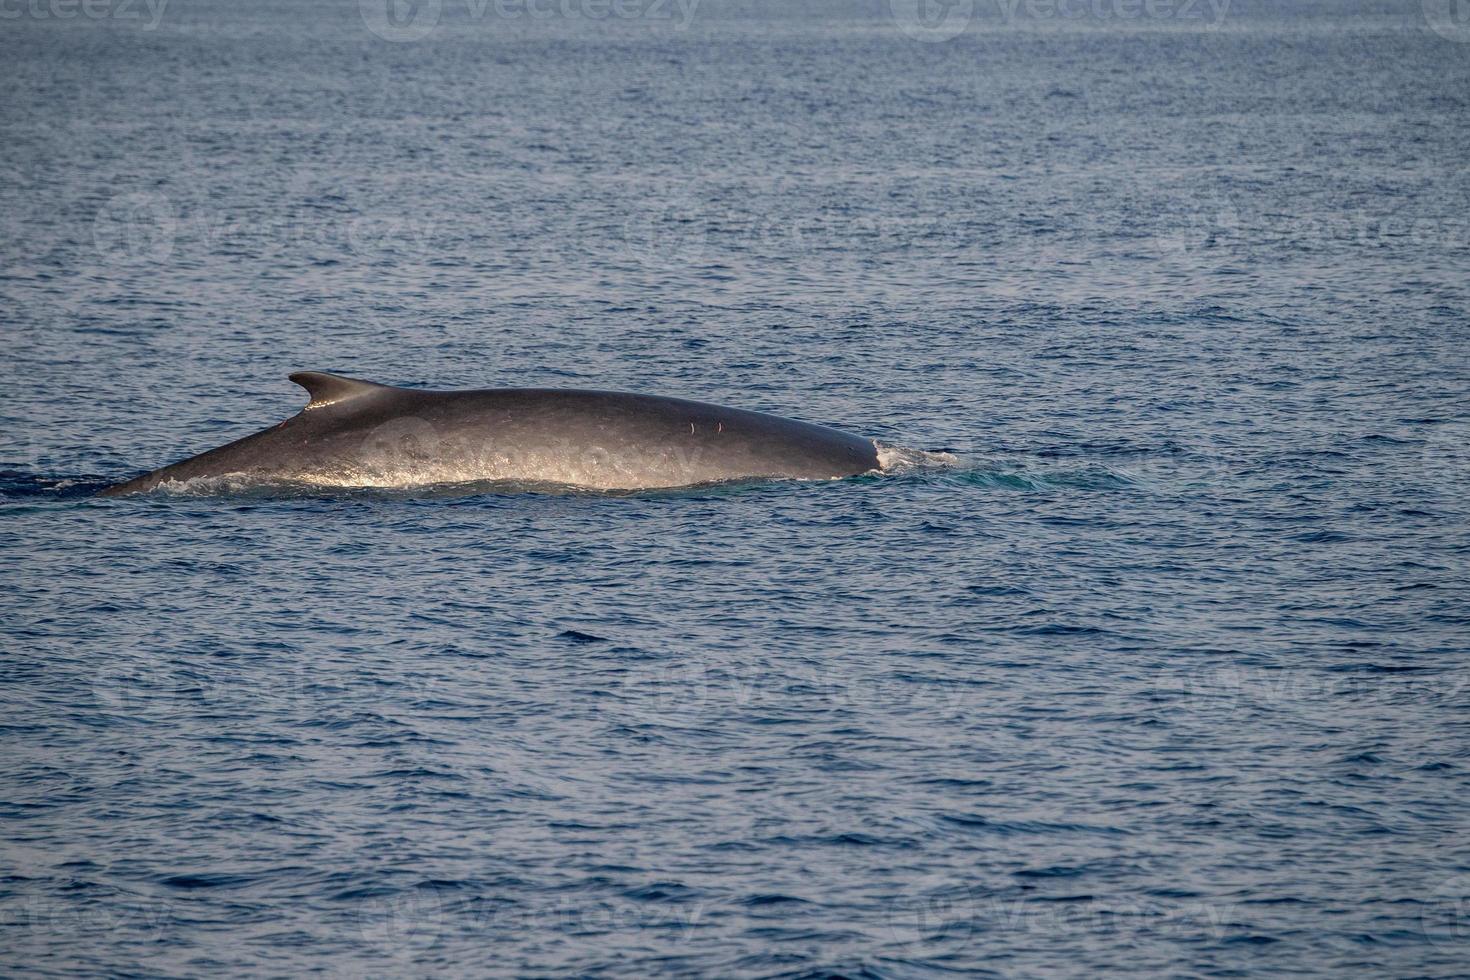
101 376 879 495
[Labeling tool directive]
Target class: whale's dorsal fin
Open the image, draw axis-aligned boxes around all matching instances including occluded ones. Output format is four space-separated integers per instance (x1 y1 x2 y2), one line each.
289 372 390 411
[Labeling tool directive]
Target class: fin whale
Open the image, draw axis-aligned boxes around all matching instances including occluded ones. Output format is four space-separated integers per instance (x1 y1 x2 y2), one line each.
99 373 881 496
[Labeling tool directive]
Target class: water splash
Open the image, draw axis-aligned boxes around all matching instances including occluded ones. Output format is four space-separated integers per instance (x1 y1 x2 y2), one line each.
875 442 962 473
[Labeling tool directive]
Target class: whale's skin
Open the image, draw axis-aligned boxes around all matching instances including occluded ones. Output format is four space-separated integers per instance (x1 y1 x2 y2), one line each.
99 373 881 495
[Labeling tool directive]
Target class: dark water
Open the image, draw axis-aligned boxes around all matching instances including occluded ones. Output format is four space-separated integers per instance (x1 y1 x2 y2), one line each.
4 1 1470 975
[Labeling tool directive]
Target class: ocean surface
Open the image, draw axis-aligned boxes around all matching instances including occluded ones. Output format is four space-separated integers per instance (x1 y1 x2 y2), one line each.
3 0 1470 975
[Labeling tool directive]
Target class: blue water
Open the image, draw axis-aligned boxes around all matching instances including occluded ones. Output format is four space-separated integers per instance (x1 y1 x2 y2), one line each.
4 1 1470 975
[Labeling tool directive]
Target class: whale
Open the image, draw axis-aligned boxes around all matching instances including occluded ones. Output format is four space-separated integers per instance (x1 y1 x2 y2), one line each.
99 372 882 496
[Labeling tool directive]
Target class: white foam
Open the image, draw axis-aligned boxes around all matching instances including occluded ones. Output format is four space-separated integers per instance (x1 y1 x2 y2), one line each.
874 441 960 473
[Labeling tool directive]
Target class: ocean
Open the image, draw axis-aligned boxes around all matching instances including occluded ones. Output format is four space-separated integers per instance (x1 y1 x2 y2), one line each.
2 0 1469 975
